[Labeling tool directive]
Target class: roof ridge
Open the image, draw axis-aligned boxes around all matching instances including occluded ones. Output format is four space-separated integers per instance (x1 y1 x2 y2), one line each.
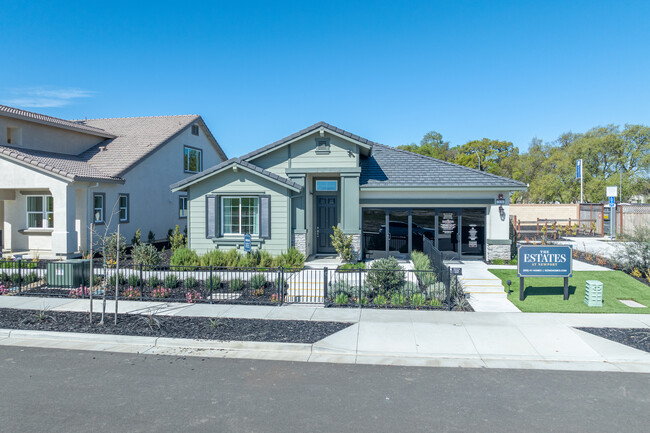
0 104 113 136
74 114 199 121
373 143 526 185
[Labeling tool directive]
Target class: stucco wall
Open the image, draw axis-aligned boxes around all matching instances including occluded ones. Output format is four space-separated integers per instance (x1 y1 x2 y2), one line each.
88 126 225 247
0 116 104 155
509 204 579 223
187 168 291 255
0 156 70 252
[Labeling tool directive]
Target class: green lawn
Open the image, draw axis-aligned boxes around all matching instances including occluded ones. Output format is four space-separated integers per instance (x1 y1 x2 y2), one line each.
489 270 650 314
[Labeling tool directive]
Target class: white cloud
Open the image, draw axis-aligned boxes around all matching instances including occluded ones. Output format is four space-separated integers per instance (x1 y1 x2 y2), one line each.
3 87 95 108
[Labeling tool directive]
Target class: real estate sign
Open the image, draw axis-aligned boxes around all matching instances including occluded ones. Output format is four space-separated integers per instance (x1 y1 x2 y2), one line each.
517 245 573 278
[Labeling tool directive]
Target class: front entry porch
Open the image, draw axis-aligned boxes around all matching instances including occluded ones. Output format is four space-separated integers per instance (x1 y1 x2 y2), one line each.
1 185 86 259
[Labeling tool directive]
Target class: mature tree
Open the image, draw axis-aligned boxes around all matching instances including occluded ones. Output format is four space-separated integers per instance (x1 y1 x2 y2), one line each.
398 131 455 161
453 138 519 178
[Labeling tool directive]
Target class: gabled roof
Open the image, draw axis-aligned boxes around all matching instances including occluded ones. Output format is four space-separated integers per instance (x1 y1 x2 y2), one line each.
241 121 376 162
0 104 115 138
360 144 527 189
171 157 302 192
77 115 226 177
0 145 124 183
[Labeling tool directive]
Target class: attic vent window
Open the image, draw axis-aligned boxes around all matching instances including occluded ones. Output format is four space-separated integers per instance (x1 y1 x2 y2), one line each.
315 137 330 154
191 124 200 136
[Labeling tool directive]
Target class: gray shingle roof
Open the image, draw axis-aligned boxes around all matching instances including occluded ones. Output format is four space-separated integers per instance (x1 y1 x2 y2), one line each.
171 157 302 191
0 145 124 182
241 121 376 161
0 104 115 138
360 144 527 189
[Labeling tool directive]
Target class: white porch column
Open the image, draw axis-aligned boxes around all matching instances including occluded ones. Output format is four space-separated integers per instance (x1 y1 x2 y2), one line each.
51 184 78 256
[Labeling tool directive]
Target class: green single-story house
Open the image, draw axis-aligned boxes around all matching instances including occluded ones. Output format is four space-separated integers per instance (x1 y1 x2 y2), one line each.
170 122 527 261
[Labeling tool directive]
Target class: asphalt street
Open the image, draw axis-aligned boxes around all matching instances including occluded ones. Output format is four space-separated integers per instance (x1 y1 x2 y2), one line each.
1 346 649 433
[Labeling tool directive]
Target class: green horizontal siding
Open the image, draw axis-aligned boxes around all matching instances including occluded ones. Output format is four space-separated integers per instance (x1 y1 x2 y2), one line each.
188 169 290 255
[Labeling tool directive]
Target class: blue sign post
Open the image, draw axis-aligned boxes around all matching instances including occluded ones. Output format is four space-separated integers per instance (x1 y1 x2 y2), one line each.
243 233 252 253
608 196 615 208
517 245 573 301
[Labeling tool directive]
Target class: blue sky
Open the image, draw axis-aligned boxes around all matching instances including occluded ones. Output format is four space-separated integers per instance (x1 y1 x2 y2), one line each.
1 0 649 157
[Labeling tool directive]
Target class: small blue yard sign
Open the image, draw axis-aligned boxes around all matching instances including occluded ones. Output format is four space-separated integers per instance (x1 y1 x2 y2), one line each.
517 245 573 278
608 196 616 208
243 233 252 253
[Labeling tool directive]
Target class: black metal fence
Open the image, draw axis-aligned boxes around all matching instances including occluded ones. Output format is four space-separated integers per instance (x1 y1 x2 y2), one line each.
1 255 463 310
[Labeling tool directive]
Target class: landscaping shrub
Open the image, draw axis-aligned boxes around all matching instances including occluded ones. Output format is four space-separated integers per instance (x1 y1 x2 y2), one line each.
123 286 141 299
150 287 171 298
131 228 142 246
147 276 160 287
411 293 426 306
92 275 102 287
163 274 180 288
373 294 388 306
184 276 199 288
132 242 161 266
200 249 226 267
186 289 202 303
330 226 355 262
249 274 267 290
274 248 305 269
169 225 186 253
102 232 128 265
330 280 352 297
10 273 21 285
147 230 156 243
127 275 140 287
411 250 436 286
224 249 241 267
108 273 127 287
0 272 8 283
170 247 199 269
338 262 365 272
400 281 419 296
22 272 39 285
365 257 405 296
206 276 221 289
425 282 447 301
256 250 275 268
391 293 408 306
334 293 349 304
616 227 650 273
238 253 258 268
430 298 442 307
229 278 244 291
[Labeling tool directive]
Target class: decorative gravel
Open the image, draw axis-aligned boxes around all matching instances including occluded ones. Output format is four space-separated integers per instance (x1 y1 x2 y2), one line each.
576 327 650 353
0 308 351 344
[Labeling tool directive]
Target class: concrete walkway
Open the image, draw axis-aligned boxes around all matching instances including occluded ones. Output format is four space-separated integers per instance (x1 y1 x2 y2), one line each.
1 296 650 373
454 261 520 313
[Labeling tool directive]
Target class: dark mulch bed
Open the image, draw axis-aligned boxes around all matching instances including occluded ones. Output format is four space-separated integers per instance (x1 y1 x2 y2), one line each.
576 327 650 353
0 308 351 344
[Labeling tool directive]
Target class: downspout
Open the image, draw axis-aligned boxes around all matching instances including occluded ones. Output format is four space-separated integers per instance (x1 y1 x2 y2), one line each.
87 182 99 253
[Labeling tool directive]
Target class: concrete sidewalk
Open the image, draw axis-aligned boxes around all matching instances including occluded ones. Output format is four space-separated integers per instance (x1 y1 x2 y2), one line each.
1 296 650 373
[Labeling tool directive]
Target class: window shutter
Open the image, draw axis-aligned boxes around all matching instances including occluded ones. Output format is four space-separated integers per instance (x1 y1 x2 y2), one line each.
206 195 218 238
259 195 271 239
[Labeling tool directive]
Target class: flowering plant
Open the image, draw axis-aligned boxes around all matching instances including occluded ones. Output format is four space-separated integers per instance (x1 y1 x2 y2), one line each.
270 293 279 303
186 289 202 303
0 283 8 295
150 287 171 299
123 286 141 299
68 285 90 298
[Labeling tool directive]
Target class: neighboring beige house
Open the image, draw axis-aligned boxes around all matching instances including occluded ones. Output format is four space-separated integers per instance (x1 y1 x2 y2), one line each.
0 105 227 258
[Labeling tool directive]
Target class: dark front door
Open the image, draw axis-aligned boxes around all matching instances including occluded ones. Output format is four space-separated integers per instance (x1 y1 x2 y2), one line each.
316 196 337 253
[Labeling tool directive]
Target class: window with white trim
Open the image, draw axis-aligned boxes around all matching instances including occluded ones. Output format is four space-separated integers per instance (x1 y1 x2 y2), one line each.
119 194 129 222
93 194 105 223
179 196 188 218
222 197 259 235
26 196 53 228
184 146 202 173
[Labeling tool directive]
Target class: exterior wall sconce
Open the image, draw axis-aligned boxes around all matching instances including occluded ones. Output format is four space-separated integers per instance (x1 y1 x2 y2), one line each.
499 205 506 221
